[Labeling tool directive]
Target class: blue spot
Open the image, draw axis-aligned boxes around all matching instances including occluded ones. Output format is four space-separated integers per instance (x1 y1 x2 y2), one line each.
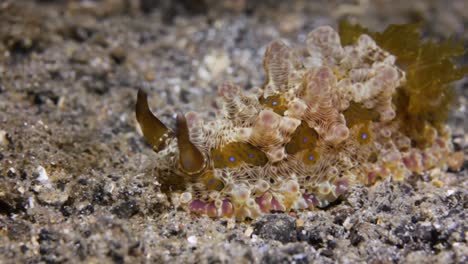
361 133 368 140
229 156 236 162
302 138 308 143
248 153 254 158
208 179 214 185
215 156 220 161
308 155 315 161
272 101 278 106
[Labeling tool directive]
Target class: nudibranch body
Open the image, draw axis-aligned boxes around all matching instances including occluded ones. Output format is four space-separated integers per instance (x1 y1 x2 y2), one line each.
136 24 467 220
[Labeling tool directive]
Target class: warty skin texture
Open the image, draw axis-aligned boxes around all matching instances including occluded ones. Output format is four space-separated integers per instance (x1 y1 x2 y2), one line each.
135 25 465 220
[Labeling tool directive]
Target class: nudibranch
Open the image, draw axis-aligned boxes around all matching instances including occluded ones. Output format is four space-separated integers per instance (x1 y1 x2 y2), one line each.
136 24 467 220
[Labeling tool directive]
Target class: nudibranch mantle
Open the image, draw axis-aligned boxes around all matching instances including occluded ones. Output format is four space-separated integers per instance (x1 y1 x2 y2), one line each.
136 25 466 220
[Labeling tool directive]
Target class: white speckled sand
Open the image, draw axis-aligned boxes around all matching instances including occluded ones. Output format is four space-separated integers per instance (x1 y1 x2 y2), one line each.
0 1 466 263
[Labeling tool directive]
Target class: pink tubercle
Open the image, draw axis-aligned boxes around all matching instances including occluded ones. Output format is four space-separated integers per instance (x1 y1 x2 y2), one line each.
221 199 234 218
435 138 446 149
421 152 438 170
206 203 218 218
271 196 286 212
189 188 349 218
218 82 240 99
189 199 234 218
402 151 423 174
316 67 332 83
303 193 319 209
255 193 273 213
255 193 286 213
367 164 393 185
367 171 378 185
380 166 391 177
189 199 207 215
334 179 350 196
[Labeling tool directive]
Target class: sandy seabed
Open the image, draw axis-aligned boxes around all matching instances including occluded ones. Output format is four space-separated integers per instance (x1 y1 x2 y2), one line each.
0 1 466 263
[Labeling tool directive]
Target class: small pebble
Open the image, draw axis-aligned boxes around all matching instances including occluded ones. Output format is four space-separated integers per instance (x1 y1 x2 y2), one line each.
244 226 254 237
35 166 49 183
0 130 8 146
187 235 198 245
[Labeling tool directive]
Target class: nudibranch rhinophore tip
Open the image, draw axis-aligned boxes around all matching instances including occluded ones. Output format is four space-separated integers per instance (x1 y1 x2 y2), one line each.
135 24 467 220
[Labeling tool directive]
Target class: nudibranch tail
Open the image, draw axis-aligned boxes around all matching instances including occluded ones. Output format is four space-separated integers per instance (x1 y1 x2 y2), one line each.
135 89 172 151
176 113 206 175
